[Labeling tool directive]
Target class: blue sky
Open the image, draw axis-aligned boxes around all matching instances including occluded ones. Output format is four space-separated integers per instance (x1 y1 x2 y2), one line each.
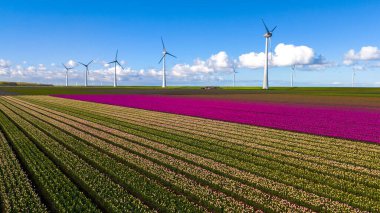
1 0 380 86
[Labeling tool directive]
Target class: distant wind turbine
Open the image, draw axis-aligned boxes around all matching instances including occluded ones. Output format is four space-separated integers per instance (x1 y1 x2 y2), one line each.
291 65 296 87
262 19 277 90
352 68 356 88
158 37 176 88
62 63 73 87
108 50 124 87
232 64 238 87
78 60 93 87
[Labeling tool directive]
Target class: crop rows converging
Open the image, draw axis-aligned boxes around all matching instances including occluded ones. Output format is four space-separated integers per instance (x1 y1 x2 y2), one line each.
0 95 379 212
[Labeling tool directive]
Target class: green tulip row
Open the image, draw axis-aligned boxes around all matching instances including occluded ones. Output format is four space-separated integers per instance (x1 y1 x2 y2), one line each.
0 131 47 212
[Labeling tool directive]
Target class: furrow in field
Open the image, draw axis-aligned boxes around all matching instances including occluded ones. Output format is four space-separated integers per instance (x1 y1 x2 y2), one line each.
0 130 47 213
1 99 206 213
0 102 99 212
27 96 380 167
3 97 258 213
0 100 152 212
5 97 368 213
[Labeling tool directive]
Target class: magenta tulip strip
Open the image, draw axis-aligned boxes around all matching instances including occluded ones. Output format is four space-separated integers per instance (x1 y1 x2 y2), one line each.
55 94 380 144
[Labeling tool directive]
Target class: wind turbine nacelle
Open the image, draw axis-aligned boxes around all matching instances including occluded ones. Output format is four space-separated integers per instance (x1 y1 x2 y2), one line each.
264 32 272 38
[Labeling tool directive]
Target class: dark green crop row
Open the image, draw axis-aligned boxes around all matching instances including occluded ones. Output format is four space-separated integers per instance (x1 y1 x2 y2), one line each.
0 104 99 212
0 131 47 212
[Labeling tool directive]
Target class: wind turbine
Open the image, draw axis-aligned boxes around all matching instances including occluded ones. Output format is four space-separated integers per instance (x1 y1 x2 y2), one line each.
78 60 93 87
232 64 238 87
62 63 73 87
108 50 124 87
352 67 356 88
158 37 176 88
262 19 277 90
291 65 296 87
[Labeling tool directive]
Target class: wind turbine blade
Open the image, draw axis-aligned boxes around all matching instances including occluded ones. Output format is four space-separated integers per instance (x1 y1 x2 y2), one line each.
108 61 116 64
161 37 166 50
116 61 124 70
271 26 277 33
158 55 165 64
62 63 68 69
166 52 177 58
87 60 94 66
78 62 86 66
115 49 118 60
262 19 270 33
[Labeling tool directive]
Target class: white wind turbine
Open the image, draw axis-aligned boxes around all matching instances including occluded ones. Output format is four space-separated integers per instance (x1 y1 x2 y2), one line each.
158 37 176 88
232 64 238 87
291 64 296 87
62 63 73 87
262 19 277 90
108 50 124 87
78 60 93 87
352 67 356 88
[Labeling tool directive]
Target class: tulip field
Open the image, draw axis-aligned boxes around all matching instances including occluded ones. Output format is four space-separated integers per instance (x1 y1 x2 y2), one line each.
1 94 380 212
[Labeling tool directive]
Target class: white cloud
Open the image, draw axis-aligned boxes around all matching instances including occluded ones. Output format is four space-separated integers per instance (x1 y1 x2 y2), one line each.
65 59 77 67
0 59 11 68
343 46 380 65
172 51 231 77
238 43 317 69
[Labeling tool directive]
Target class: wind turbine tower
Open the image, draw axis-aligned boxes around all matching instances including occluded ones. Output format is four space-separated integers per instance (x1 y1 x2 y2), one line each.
78 60 93 87
232 64 238 87
108 50 124 87
159 37 176 88
62 63 73 87
262 19 277 90
291 65 296 87
352 68 356 88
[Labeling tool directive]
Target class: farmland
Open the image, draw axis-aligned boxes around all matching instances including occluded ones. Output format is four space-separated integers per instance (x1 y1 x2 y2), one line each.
0 90 379 212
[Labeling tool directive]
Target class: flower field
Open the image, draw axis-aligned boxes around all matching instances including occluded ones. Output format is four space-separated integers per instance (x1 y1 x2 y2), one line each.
55 94 380 144
0 95 380 212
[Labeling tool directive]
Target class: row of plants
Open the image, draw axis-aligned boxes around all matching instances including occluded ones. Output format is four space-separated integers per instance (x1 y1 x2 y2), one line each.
10 97 369 212
3 97 259 212
0 103 100 212
0 131 47 212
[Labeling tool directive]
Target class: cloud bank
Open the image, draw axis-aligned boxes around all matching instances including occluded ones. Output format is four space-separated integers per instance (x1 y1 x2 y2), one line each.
343 46 380 65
